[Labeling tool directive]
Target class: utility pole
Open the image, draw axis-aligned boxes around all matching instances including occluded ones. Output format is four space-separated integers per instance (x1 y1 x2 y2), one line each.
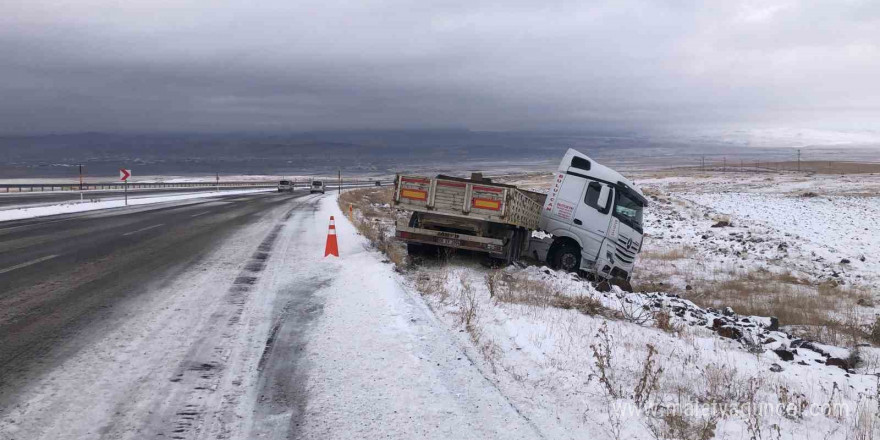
216 172 220 192
797 149 801 172
723 157 726 172
338 168 341 193
701 156 705 172
78 163 84 202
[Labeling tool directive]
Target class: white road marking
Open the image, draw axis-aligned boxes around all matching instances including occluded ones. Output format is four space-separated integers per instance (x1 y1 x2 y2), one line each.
190 211 211 218
122 223 165 236
0 254 59 274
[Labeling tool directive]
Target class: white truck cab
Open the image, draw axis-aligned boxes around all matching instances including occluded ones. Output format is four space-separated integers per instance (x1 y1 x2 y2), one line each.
535 149 647 281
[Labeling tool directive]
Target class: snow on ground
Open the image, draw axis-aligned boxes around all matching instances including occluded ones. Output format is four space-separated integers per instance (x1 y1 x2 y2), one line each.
340 167 880 439
632 172 879 323
0 192 292 439
294 198 541 439
0 192 546 440
680 192 878 288
402 260 879 440
3 168 878 439
0 188 275 222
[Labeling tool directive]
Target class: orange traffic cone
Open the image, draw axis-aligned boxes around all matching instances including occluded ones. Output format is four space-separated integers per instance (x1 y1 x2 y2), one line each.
324 216 339 257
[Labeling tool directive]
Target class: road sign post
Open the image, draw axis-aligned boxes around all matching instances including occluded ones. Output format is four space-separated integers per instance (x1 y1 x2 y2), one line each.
120 168 131 206
78 164 84 202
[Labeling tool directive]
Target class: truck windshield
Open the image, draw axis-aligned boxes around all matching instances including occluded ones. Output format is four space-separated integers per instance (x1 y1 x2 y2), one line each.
614 190 644 232
312 181 322 186
279 180 290 185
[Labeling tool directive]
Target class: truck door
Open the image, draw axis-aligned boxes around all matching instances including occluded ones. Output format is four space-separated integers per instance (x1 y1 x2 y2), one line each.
571 181 613 262
541 173 587 234
543 172 587 232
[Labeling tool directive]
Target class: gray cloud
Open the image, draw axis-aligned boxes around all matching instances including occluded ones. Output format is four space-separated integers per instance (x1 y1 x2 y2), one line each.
1 0 879 134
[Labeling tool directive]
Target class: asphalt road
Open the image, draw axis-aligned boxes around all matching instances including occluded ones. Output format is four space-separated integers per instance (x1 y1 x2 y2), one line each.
0 187 541 440
0 190 310 410
0 185 276 208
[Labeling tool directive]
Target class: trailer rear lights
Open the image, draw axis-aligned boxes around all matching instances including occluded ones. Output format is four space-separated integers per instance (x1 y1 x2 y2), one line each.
472 198 501 211
397 231 410 238
400 189 428 200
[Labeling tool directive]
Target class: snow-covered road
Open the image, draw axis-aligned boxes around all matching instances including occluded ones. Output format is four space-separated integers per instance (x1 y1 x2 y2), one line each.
0 193 540 439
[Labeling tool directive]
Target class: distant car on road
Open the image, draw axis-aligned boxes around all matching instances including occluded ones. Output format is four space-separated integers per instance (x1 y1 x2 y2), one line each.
374 181 381 186
278 180 294 192
310 180 326 194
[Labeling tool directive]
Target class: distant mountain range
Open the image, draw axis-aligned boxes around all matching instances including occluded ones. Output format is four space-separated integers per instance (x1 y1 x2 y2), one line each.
0 130 874 178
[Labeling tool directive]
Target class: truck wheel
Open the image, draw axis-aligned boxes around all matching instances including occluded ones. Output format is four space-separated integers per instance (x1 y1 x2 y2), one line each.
505 228 526 264
552 244 581 273
407 242 425 256
408 212 420 227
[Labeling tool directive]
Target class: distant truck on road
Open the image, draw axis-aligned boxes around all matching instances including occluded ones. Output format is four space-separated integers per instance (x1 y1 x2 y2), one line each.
393 149 648 284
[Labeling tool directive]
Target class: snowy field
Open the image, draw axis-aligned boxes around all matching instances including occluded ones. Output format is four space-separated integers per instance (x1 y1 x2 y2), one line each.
341 168 880 439
635 172 879 309
3 169 878 439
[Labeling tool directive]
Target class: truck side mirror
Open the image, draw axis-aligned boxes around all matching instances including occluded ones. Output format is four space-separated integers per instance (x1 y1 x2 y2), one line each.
597 185 610 210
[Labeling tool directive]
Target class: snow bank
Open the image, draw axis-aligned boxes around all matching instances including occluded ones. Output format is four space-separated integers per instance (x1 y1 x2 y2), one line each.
290 197 543 439
0 188 274 222
410 263 878 439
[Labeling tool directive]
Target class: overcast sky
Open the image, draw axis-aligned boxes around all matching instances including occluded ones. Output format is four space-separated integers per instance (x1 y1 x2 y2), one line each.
2 0 879 135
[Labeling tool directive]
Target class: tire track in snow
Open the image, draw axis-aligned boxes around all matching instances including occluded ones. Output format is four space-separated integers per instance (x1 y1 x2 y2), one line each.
149 194 325 439
157 224 286 439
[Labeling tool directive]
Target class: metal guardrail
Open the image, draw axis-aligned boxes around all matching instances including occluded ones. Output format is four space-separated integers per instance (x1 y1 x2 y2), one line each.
0 179 396 193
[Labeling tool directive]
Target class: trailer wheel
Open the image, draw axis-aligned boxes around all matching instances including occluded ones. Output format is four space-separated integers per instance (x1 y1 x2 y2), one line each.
552 244 581 273
405 213 439 257
407 242 425 256
408 212 421 227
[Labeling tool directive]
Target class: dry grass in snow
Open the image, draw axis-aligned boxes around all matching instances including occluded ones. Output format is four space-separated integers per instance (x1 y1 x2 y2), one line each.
340 171 880 439
409 264 880 439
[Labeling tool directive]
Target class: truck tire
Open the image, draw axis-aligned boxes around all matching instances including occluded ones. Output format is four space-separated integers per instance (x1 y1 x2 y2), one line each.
406 213 424 255
407 242 425 256
405 212 439 257
505 228 526 264
552 244 581 273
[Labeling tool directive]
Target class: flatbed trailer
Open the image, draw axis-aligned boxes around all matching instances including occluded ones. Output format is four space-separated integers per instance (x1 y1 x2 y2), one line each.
393 174 545 261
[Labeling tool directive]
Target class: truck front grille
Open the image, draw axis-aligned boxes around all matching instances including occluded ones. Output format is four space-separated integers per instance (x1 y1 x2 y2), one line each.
615 237 636 264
